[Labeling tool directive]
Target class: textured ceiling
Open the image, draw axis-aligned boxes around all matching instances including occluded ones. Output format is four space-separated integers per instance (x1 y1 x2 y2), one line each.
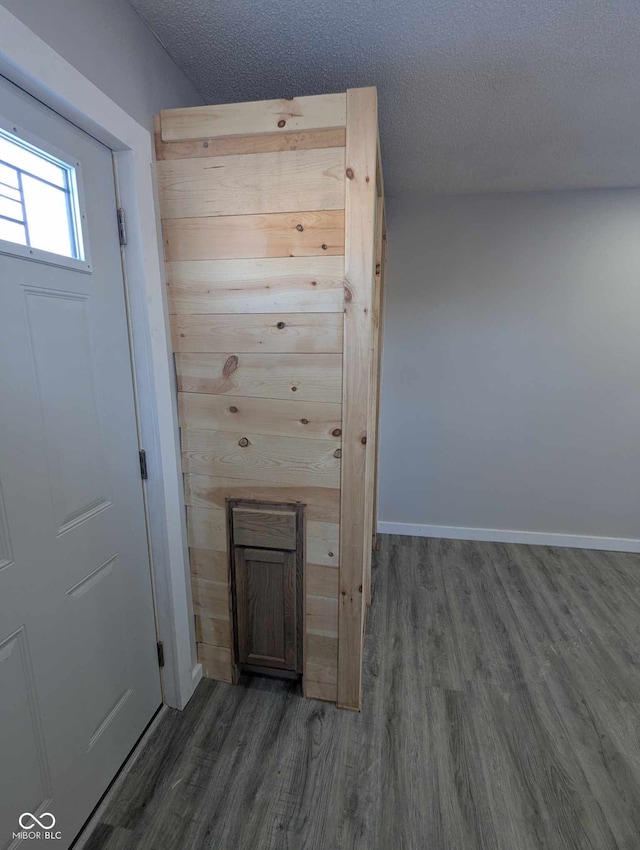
130 0 640 197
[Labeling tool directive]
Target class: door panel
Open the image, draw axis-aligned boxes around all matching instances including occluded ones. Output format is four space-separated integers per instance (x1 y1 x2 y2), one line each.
235 547 297 669
23 287 112 533
0 627 52 850
0 482 12 571
0 74 161 849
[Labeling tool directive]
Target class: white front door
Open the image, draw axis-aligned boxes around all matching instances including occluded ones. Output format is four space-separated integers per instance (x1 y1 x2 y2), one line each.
0 75 161 849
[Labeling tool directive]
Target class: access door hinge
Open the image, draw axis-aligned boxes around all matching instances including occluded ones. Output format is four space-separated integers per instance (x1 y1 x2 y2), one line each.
157 641 165 667
139 449 148 480
117 207 127 246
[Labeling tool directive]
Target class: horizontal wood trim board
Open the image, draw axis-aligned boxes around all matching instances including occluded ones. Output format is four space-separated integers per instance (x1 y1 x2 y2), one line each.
176 352 343 403
305 662 338 685
157 147 345 219
306 562 339 599
190 547 228 583
191 576 230 619
184 475 340 522
178 393 341 441
167 256 345 314
307 521 340 567
197 643 234 683
172 313 344 355
181 427 341 488
195 614 231 648
162 210 345 262
305 632 338 668
303 679 337 702
160 93 347 142
187 506 227 552
155 127 347 160
306 594 338 636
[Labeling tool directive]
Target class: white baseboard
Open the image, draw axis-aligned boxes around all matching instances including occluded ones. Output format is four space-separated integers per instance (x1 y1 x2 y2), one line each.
191 662 203 689
376 521 640 553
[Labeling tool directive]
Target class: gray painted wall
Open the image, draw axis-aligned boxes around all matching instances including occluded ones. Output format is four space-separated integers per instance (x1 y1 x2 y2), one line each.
1 0 202 129
379 189 640 539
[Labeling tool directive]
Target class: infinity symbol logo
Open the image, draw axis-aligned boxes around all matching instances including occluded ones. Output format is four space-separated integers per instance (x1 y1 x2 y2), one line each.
19 812 56 830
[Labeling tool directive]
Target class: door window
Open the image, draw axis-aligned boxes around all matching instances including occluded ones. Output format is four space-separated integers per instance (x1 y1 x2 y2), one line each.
0 124 89 269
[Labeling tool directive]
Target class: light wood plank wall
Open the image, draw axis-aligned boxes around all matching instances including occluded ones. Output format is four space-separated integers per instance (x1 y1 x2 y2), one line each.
155 90 384 708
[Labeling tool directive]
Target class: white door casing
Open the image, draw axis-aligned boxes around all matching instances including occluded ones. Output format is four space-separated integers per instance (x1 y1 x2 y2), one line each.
0 75 161 848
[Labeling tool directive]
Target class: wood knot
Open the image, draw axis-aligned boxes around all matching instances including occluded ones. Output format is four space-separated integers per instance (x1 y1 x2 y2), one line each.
296 223 304 232
359 584 363 593
346 167 354 180
333 448 342 459
300 418 309 425
229 406 238 413
277 321 285 329
332 428 341 437
203 140 209 148
328 552 334 558
344 284 353 302
277 119 286 128
291 386 298 392
376 263 381 275
311 280 317 286
361 435 367 445
321 243 328 251
223 354 239 377
238 437 249 447
366 176 370 183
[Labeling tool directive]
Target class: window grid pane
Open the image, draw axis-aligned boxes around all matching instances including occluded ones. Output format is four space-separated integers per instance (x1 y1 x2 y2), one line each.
0 195 22 221
22 174 73 258
0 218 26 245
0 136 66 187
0 182 20 202
0 162 18 188
0 129 84 261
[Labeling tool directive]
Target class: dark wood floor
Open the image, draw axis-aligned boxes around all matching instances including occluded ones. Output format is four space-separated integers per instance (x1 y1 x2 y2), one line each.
83 535 640 850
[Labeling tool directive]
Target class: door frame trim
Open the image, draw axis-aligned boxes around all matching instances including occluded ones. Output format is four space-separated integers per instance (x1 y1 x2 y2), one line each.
0 7 200 709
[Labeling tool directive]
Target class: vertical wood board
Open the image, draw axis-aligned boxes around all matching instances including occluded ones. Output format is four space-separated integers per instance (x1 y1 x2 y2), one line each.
364 188 385 603
338 87 379 711
371 210 387 555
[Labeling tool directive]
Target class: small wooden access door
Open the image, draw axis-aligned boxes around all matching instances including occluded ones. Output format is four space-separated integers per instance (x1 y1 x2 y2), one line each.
230 501 304 675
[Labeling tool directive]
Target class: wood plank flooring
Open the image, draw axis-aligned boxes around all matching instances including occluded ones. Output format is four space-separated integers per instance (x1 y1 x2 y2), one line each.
81 536 640 850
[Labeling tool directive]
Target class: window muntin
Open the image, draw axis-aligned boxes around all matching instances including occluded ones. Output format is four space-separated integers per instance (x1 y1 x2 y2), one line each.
0 127 85 262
